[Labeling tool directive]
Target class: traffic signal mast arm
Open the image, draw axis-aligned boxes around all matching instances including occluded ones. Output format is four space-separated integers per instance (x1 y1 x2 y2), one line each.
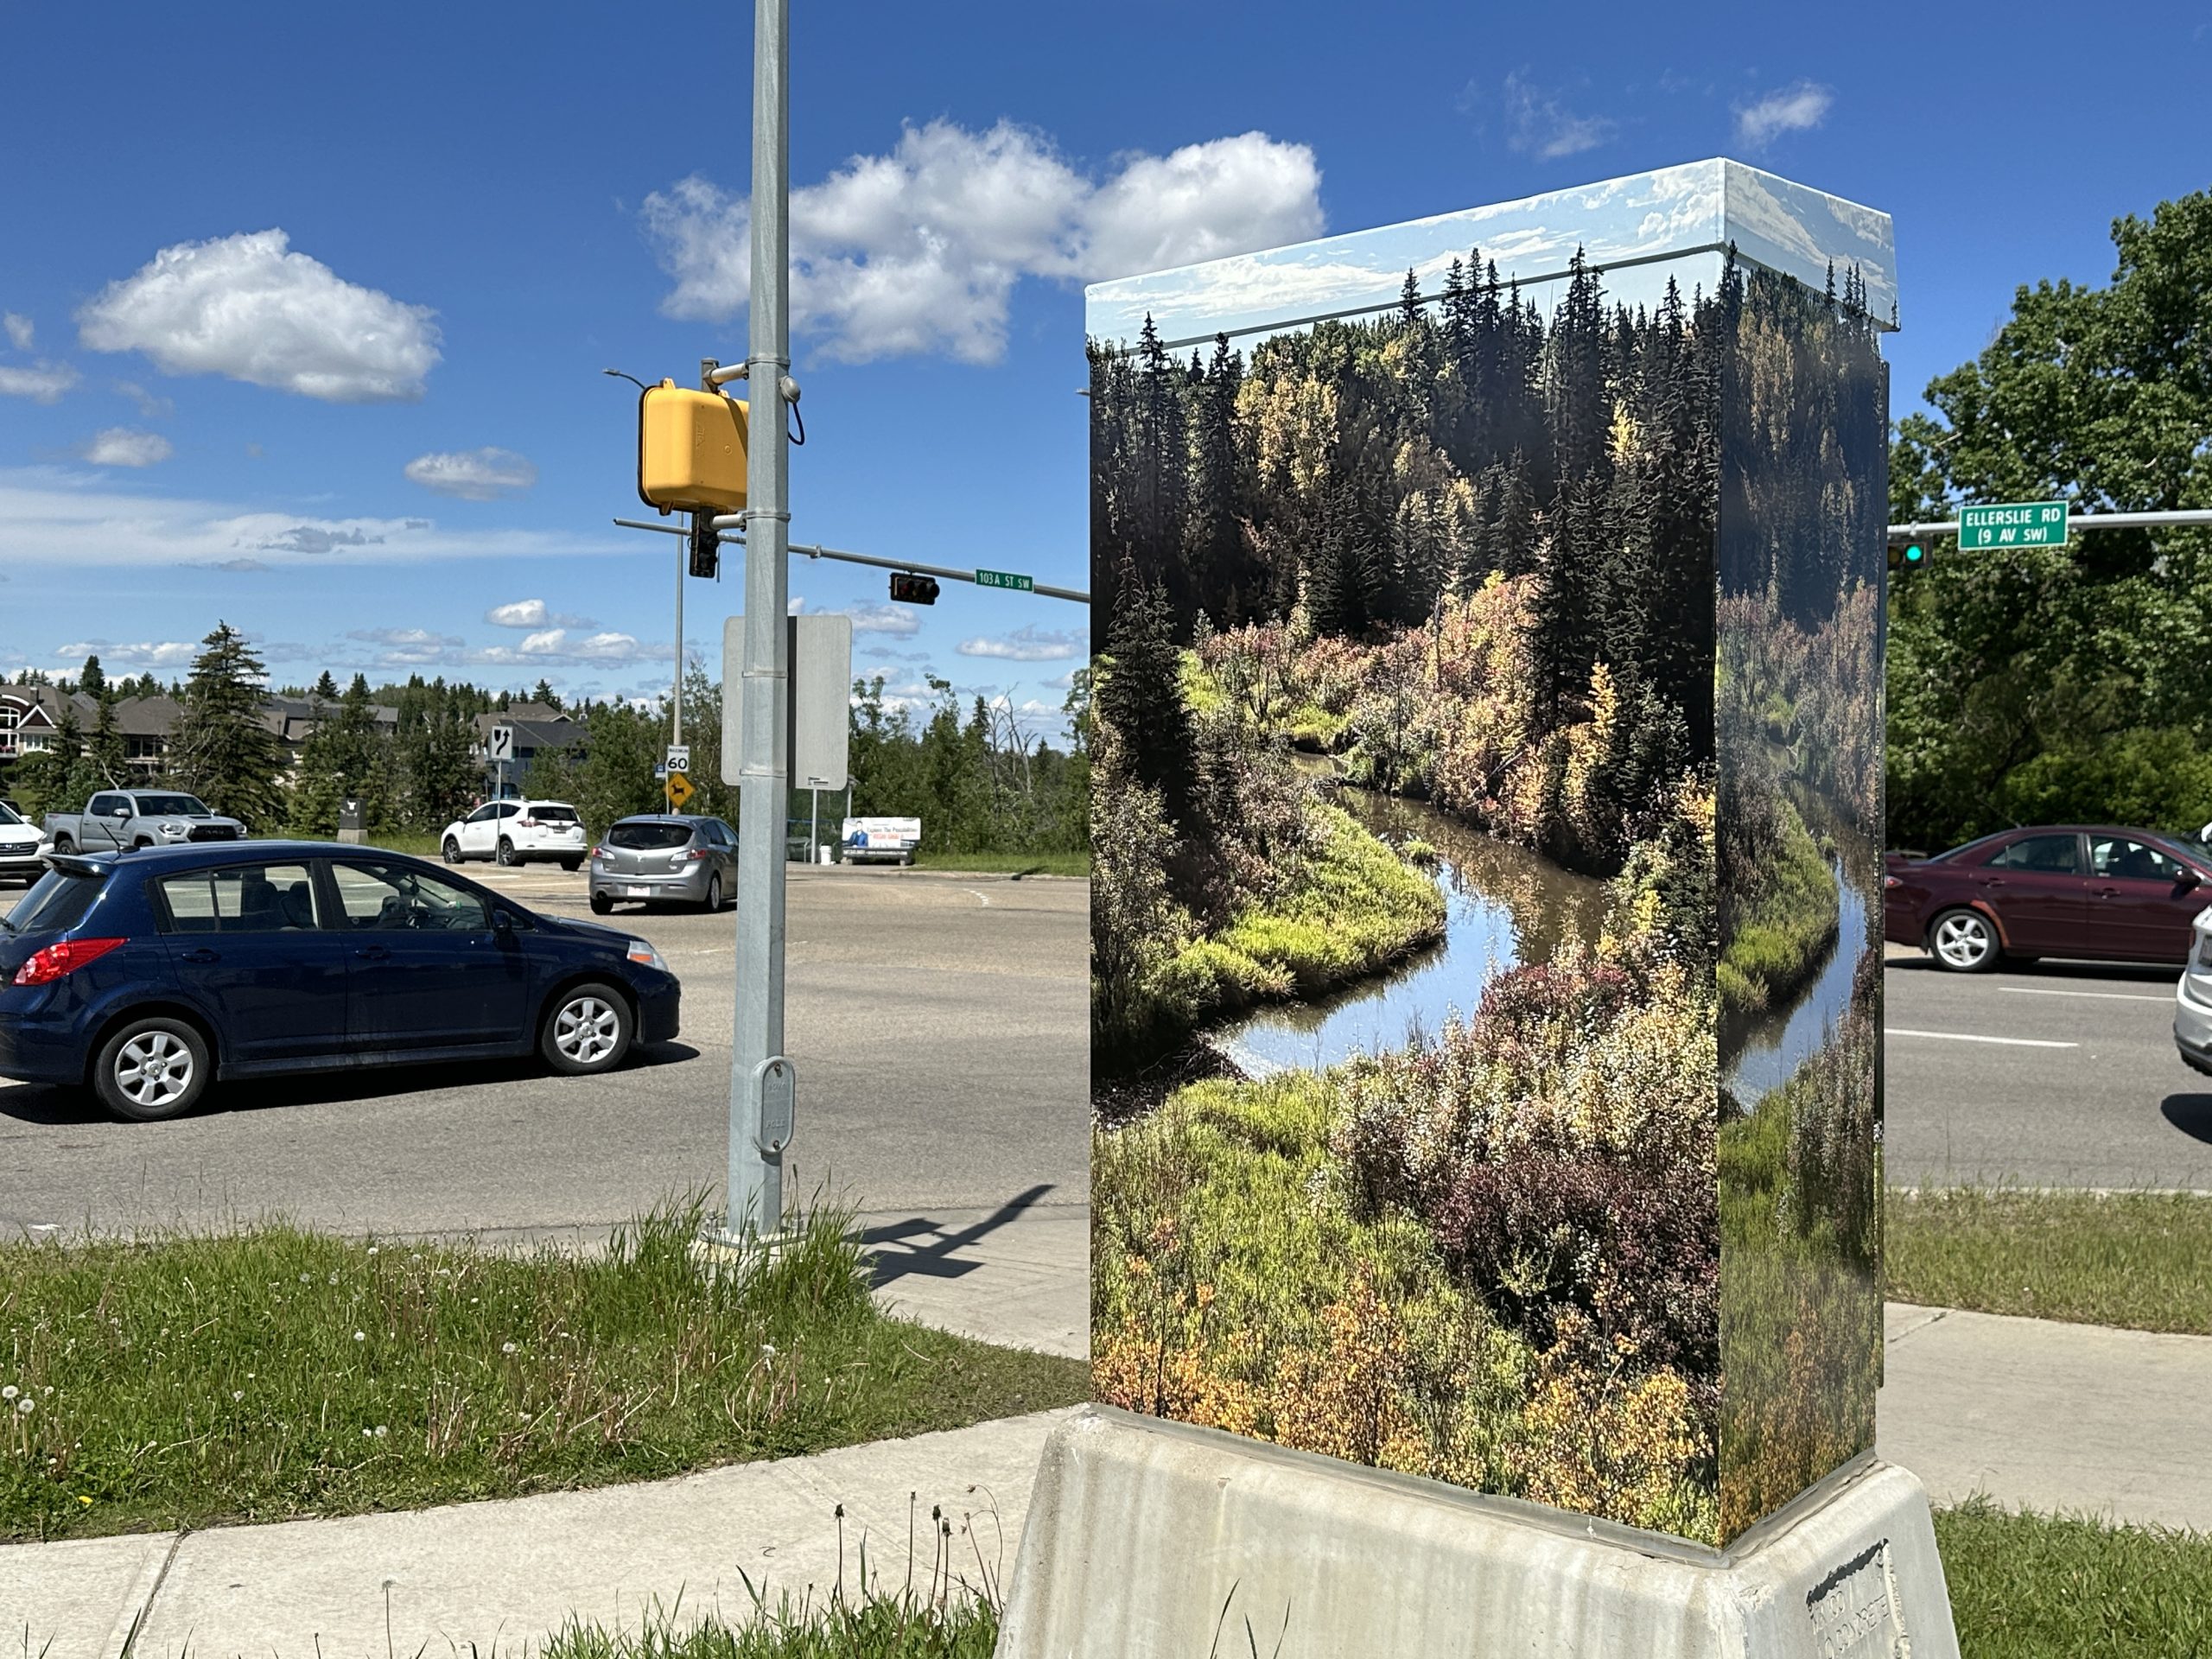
611 517 1092 606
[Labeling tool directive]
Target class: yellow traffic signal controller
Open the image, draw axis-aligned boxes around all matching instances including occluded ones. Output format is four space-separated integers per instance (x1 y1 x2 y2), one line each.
638 381 749 514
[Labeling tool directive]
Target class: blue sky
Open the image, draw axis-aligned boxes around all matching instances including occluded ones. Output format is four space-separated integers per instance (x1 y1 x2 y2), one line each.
1 1 2206 737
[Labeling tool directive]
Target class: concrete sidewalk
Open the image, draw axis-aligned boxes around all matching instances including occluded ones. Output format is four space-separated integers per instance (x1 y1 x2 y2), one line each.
1879 1301 2212 1531
5 1411 1073 1659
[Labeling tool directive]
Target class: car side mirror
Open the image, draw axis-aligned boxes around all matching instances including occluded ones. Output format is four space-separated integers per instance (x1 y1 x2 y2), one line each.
492 908 513 933
2180 868 2203 891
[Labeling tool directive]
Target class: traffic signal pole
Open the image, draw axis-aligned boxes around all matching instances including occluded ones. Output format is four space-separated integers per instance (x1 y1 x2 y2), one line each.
723 0 794 1245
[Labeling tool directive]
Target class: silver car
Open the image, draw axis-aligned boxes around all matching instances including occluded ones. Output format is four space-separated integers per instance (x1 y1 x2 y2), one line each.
588 815 738 914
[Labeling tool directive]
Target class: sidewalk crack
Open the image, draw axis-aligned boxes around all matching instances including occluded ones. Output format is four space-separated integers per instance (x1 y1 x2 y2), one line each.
118 1528 188 1659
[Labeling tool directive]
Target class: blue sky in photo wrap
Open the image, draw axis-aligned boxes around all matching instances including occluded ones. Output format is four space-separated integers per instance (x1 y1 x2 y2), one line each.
0 0 2205 733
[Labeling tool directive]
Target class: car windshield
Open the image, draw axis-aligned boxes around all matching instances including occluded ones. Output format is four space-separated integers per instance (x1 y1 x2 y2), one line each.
133 794 211 817
0 802 24 826
4 868 106 935
607 822 693 850
532 804 580 823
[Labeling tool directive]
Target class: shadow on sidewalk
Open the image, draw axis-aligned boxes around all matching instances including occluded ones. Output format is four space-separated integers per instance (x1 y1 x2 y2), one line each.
861 1184 1058 1287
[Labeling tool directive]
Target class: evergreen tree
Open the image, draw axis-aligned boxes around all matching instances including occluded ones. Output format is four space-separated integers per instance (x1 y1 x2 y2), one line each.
79 654 106 701
1095 570 1195 822
311 670 340 703
171 622 286 829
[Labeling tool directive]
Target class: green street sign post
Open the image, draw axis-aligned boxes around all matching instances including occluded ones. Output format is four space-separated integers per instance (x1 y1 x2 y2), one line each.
1959 501 2069 550
976 568 1034 591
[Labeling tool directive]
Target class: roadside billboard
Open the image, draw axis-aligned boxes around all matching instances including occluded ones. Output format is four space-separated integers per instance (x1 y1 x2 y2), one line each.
842 816 921 865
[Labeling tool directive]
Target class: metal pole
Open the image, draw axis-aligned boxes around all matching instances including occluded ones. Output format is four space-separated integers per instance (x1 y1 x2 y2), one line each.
672 514 689 813
726 0 792 1243
809 784 818 861
1888 508 2212 540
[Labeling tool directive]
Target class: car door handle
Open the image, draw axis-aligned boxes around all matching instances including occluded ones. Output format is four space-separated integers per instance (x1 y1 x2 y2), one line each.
2094 886 2122 898
354 944 392 962
179 947 220 964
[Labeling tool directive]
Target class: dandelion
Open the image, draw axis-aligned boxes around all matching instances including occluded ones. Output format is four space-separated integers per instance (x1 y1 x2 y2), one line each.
502 1342 518 1355
15 1398 32 1415
327 1273 340 1286
300 1273 312 1284
1 1385 16 1401
761 1344 778 1357
366 1246 379 1256
374 1424 388 1439
362 1428 372 1439
232 1390 245 1402
353 1331 365 1343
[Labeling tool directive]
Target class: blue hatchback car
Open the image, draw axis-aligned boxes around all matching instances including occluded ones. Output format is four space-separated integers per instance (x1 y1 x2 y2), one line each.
0 842 681 1121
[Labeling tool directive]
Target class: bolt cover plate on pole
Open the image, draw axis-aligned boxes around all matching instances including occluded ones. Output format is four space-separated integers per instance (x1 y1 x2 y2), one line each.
753 1055 795 1154
1959 500 2068 550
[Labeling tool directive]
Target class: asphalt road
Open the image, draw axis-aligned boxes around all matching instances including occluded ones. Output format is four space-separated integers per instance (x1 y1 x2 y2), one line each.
0 864 1088 1242
1883 943 2212 1191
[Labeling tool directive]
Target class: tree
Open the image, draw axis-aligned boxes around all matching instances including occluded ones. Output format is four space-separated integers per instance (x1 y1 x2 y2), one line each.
1887 186 2212 848
170 622 286 830
289 673 391 836
79 654 106 701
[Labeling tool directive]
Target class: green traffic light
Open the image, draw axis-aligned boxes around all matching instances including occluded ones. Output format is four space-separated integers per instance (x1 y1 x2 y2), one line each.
1904 543 1925 565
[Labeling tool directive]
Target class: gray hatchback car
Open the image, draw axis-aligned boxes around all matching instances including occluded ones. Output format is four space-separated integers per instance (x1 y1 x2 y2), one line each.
588 815 738 914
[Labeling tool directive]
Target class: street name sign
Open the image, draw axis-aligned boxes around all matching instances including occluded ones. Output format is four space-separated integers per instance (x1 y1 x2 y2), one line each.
1960 501 2068 550
976 568 1034 591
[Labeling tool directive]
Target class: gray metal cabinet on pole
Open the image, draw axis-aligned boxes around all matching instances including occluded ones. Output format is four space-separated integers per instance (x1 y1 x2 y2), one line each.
726 0 793 1243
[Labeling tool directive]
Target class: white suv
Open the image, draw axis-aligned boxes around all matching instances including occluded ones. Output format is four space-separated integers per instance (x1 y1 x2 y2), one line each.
440 799 588 869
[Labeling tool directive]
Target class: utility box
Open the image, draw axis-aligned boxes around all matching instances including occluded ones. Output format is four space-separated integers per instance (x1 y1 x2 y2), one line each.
639 382 749 514
1082 159 1897 1552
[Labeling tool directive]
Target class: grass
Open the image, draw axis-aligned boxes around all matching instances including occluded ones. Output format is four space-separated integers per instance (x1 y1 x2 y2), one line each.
1887 1187 2212 1335
1936 1500 2212 1657
907 851 1090 878
0 1200 1087 1543
545 1594 1000 1659
360 830 450 859
1718 802 1839 1020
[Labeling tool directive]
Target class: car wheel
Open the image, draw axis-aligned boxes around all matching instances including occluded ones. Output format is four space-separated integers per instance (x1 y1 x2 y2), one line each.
588 891 613 915
442 836 462 865
54 835 74 855
542 982 632 1075
1929 907 2000 973
92 1016 211 1122
560 858 582 873
497 837 517 868
703 873 722 912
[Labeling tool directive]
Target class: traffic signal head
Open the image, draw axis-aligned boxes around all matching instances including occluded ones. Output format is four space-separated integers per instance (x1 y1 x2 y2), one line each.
638 380 750 514
1887 540 1929 575
689 521 720 580
890 572 939 606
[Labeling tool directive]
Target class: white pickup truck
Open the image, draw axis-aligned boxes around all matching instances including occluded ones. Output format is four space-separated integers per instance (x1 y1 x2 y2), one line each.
44 788 248 854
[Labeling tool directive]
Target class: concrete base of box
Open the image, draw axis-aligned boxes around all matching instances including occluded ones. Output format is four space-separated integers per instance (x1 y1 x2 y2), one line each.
994 1407 1957 1659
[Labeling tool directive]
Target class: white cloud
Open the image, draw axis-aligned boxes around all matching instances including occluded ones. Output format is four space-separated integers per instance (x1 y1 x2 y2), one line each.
77 230 442 402
830 601 922 637
1735 81 1834 149
3 314 33 351
55 638 197 668
957 625 1085 662
1497 72 1615 161
404 447 538 500
80 427 173 467
347 626 466 652
642 121 1322 364
0 362 79 403
114 380 173 419
486 598 594 629
0 467 632 569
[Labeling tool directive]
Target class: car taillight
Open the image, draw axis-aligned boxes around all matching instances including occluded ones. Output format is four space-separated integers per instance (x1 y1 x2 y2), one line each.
518 817 539 828
588 846 605 859
1884 874 1901 889
13 937 126 987
685 849 709 861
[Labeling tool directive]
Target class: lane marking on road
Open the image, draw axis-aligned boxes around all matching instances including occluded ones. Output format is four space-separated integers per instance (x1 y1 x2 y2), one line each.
963 887 992 907
1999 987 2173 1003
1885 1027 2079 1049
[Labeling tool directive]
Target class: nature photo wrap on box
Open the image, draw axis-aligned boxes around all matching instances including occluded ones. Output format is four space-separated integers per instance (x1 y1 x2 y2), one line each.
1084 162 1891 1546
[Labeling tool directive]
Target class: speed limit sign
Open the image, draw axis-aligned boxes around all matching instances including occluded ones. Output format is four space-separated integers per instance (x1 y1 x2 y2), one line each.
666 744 690 774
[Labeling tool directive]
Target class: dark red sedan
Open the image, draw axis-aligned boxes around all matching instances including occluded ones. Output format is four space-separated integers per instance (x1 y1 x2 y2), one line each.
1885 825 2212 973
